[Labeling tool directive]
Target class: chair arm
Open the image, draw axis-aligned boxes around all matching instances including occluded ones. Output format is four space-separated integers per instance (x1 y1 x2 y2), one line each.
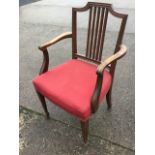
91 45 127 113
38 32 72 75
39 32 72 51
97 45 127 75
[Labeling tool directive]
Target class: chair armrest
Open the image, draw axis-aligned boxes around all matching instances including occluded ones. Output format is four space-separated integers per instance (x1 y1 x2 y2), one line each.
38 32 72 75
97 45 127 75
39 32 72 51
91 45 127 113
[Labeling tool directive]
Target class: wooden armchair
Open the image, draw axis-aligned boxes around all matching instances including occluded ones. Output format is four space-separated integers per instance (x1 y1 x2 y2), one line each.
33 2 128 143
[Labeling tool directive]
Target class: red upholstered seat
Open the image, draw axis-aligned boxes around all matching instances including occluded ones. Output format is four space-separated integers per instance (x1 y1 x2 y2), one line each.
33 59 111 120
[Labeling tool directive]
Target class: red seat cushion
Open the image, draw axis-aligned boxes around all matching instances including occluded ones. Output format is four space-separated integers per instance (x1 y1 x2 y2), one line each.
33 59 111 120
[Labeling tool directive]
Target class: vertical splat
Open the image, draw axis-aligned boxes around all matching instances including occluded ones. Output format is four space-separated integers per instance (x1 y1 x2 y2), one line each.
72 2 127 65
86 6 108 61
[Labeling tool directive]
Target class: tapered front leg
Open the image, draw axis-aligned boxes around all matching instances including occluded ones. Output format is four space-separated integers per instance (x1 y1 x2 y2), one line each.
80 120 89 143
36 91 50 119
106 88 112 109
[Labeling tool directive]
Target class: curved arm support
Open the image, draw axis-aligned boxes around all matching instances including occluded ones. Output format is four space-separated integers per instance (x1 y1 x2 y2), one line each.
91 45 127 113
97 45 127 75
91 74 103 113
39 32 72 51
39 49 49 75
38 32 72 75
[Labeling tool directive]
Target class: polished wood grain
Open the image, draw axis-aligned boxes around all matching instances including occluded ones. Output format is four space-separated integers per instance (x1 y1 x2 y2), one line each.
97 45 127 74
39 32 72 51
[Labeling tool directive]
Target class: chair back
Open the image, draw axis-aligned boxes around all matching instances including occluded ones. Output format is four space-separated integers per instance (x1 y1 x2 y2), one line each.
72 2 128 66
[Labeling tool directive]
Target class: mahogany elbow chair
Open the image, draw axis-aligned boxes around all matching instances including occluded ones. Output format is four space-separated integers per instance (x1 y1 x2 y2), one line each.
33 2 128 143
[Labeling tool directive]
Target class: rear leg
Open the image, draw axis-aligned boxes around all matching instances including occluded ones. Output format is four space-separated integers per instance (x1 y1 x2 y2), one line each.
106 88 112 109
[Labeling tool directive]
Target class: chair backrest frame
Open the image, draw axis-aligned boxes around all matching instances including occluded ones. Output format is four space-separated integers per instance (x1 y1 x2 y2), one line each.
72 2 128 76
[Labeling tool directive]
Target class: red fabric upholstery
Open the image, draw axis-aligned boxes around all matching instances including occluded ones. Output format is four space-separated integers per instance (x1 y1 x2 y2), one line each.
33 59 111 120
